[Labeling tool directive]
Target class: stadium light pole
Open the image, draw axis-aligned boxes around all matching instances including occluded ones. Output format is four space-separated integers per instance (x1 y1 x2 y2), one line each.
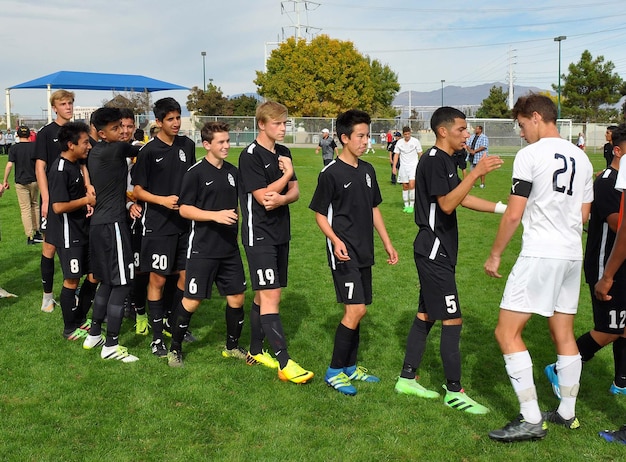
201 51 207 91
554 36 566 119
441 80 445 106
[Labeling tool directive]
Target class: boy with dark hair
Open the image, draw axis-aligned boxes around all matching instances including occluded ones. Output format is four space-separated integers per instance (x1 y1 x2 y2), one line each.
132 97 196 357
47 122 95 339
84 107 141 362
395 106 505 413
238 101 314 383
35 89 75 313
167 122 254 367
485 94 593 442
310 109 398 395
3 125 42 245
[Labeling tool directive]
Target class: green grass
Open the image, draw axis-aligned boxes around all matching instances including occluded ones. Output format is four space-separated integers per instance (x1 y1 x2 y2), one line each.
0 146 624 461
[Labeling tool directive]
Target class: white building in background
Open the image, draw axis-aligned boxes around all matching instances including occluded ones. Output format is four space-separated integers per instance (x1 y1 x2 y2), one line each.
73 106 99 123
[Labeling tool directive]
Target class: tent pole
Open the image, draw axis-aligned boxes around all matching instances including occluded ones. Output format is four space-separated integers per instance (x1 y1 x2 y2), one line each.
47 84 52 123
5 89 10 130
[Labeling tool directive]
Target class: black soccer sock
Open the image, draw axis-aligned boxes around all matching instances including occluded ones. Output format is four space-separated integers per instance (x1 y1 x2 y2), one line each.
170 287 184 325
225 304 244 350
104 285 131 347
149 298 165 341
131 272 149 315
162 274 178 322
577 331 603 362
400 317 433 379
90 283 112 337
346 323 361 368
330 323 356 369
441 324 463 392
261 313 290 369
41 255 54 293
171 302 193 353
60 286 78 334
613 336 626 388
77 279 98 322
249 301 265 355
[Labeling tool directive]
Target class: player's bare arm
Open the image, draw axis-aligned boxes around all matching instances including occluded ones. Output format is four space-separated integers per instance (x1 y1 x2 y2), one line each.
595 195 626 300
179 204 238 225
133 184 179 210
484 195 526 278
373 207 398 265
314 212 350 261
437 156 503 214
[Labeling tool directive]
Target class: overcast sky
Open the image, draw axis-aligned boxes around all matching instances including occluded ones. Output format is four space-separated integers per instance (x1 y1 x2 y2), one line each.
3 0 626 118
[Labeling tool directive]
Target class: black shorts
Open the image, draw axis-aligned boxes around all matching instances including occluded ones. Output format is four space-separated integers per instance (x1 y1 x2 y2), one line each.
331 264 372 305
140 233 188 275
90 222 134 286
415 254 461 321
57 245 90 279
589 284 626 335
184 255 246 299
130 220 143 271
244 243 289 290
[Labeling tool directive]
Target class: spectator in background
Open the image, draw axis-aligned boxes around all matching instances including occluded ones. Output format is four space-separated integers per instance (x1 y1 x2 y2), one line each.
604 126 618 168
466 125 489 188
577 132 585 151
315 128 338 166
0 131 5 155
4 129 14 154
3 125 42 245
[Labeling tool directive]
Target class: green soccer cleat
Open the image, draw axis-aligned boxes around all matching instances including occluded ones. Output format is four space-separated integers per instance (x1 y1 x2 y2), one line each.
222 346 258 365
135 313 149 336
394 377 440 398
443 385 489 414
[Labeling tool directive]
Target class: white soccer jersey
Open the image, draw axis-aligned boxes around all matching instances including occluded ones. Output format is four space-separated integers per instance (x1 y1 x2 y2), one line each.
513 137 593 260
394 137 422 167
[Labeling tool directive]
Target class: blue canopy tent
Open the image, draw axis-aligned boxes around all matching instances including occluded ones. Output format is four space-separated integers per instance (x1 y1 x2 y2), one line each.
6 70 188 127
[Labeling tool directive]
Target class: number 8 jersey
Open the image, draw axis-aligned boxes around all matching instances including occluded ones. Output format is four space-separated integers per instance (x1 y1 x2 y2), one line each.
511 137 593 260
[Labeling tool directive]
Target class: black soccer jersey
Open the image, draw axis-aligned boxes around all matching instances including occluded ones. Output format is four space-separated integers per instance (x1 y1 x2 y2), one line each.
48 157 89 248
414 146 461 265
8 142 37 184
179 158 239 259
132 135 196 236
583 168 625 283
34 121 62 171
88 140 140 226
309 158 382 268
238 141 297 247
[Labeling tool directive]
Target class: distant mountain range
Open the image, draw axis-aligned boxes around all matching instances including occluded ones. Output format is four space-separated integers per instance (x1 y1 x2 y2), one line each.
393 82 551 107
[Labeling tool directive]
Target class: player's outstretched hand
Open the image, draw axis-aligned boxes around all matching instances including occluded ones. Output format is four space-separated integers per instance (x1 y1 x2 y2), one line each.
475 155 504 176
594 277 613 301
484 255 502 278
162 195 179 210
213 209 238 225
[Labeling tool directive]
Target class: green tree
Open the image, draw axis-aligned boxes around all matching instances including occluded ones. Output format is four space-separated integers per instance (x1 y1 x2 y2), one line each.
227 94 258 116
186 82 228 116
476 86 511 118
556 50 623 123
255 35 399 117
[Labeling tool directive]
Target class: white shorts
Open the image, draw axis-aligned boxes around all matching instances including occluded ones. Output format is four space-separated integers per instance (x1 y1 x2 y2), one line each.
398 163 417 184
500 256 581 317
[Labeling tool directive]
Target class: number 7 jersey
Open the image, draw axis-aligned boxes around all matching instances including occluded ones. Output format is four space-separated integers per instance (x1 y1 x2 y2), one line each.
512 137 593 260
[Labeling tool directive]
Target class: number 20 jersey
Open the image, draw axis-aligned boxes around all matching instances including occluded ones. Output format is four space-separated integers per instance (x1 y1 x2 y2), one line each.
512 137 593 260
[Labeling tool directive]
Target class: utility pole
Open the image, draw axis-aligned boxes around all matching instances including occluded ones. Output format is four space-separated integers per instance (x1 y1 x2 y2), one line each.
507 47 517 109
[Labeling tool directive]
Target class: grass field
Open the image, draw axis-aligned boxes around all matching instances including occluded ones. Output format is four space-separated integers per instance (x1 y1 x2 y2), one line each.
0 145 624 461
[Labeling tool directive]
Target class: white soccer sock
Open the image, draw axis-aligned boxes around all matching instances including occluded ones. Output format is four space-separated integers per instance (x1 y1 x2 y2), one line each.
409 188 415 208
556 354 582 420
504 350 541 424
402 190 409 207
